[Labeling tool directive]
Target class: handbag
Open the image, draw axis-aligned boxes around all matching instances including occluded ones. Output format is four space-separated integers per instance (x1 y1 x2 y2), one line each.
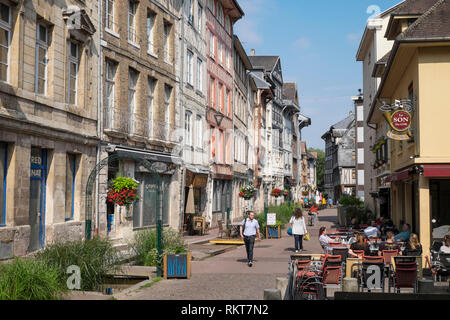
287 228 292 236
304 232 310 241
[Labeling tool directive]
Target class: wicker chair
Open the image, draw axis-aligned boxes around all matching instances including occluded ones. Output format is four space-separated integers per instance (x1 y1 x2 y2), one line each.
218 220 231 238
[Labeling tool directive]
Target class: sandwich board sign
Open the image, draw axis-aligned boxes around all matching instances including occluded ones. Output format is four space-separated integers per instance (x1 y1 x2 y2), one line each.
267 213 276 226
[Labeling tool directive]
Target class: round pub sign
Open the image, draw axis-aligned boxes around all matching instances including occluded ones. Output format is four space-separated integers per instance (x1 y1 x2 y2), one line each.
391 110 411 132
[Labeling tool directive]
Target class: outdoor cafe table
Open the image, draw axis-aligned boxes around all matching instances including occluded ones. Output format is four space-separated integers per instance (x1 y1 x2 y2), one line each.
346 257 362 278
230 222 242 237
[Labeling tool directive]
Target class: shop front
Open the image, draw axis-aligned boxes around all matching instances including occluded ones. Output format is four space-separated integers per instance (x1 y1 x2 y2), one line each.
183 169 208 233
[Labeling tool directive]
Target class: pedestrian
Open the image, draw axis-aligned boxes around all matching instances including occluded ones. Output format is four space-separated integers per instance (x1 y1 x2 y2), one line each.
328 198 333 208
289 207 308 253
240 211 261 267
308 203 319 226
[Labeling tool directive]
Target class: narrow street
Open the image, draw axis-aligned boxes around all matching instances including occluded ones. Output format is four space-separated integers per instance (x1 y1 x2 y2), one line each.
119 208 338 300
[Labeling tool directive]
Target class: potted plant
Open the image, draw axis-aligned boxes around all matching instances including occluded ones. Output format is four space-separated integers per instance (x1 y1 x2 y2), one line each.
271 188 282 198
107 177 139 219
239 185 256 200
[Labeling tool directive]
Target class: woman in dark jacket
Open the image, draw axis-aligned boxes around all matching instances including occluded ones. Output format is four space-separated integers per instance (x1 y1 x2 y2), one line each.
404 233 422 256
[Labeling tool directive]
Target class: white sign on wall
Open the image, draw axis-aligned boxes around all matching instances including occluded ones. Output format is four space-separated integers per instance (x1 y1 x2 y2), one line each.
267 213 277 226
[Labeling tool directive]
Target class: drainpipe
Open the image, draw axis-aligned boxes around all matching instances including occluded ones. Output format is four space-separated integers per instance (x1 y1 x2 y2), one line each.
178 1 186 233
95 0 104 237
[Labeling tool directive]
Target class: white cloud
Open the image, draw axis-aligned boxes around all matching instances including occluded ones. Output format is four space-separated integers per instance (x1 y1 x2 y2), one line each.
235 20 263 46
346 33 360 43
294 37 311 49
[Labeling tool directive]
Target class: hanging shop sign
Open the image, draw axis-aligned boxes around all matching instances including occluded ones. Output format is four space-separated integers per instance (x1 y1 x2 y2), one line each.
380 99 413 141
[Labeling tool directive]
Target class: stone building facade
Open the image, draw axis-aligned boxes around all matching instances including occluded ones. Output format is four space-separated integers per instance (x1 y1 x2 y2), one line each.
179 0 209 232
0 0 99 258
206 0 243 227
97 0 183 243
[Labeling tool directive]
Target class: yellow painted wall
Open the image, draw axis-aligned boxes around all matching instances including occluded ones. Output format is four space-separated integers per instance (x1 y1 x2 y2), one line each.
389 50 418 173
418 46 450 161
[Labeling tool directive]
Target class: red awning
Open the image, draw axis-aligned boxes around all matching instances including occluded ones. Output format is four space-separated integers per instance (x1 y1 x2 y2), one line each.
385 169 410 183
423 164 450 177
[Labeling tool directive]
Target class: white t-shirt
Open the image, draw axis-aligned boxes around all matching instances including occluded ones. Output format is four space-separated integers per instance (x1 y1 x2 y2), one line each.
364 226 378 238
439 245 450 254
289 216 307 235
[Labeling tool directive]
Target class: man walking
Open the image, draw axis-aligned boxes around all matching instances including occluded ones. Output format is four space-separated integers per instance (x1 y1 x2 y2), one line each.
240 211 261 267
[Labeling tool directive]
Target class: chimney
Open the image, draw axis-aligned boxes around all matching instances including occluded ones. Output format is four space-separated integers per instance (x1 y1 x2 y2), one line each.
251 49 255 56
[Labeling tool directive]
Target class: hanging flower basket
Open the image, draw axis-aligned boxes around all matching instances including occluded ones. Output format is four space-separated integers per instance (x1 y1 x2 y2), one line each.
107 177 139 212
271 188 282 198
283 190 289 197
239 185 256 200
302 190 309 196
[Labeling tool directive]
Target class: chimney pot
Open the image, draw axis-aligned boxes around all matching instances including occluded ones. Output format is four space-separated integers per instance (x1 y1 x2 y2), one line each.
251 49 255 56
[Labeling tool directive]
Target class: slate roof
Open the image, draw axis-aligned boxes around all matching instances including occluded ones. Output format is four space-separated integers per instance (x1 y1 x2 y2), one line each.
398 0 450 40
390 0 439 15
332 113 355 130
282 83 297 101
248 56 279 72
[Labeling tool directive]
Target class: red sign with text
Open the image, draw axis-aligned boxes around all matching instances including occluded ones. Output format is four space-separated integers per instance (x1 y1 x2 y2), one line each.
391 110 411 132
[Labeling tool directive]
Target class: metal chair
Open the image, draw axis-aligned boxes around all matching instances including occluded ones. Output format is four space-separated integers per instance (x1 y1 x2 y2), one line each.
358 256 385 292
389 261 418 293
218 220 231 238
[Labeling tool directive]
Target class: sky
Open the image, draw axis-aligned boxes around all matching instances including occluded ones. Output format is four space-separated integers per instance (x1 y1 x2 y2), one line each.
234 0 401 150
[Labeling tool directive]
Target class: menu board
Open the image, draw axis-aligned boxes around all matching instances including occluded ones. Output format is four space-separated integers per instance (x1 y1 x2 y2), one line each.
267 213 277 226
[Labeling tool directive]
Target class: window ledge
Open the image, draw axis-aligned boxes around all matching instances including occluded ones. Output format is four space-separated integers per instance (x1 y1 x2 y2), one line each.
147 51 158 59
128 40 140 49
105 28 120 39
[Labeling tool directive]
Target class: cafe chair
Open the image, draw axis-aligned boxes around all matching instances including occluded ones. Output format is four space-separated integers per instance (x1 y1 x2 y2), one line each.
382 249 399 267
352 250 365 258
332 247 349 262
218 220 231 238
389 261 418 293
328 242 343 248
358 256 385 292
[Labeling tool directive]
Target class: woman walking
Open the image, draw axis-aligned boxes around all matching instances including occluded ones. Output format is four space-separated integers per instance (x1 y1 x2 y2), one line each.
289 207 308 253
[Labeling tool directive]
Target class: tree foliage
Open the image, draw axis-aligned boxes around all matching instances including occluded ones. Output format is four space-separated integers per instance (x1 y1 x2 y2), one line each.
308 148 325 192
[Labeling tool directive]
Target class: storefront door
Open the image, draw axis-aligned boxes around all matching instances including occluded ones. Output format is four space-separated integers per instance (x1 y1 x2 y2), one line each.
28 147 47 252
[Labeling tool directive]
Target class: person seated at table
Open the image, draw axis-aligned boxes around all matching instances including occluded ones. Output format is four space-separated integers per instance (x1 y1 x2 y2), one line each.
378 230 400 255
404 233 422 256
364 220 380 239
376 216 385 228
349 233 369 257
347 230 359 246
394 223 411 242
439 235 450 254
350 217 360 230
319 226 333 253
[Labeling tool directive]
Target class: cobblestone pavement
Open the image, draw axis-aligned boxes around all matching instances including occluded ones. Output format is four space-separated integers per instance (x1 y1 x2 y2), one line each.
118 208 338 300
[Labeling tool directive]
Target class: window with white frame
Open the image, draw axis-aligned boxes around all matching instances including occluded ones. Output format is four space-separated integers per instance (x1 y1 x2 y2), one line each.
146 11 156 55
0 3 10 82
67 41 79 105
197 4 203 32
209 76 215 107
164 21 172 63
128 1 138 43
217 4 224 25
209 32 215 59
128 68 138 134
218 41 222 65
196 58 203 92
106 0 115 31
225 15 231 34
186 50 194 85
147 77 156 137
218 83 223 112
35 23 49 95
196 115 202 149
208 0 215 15
187 0 194 24
164 84 172 138
185 111 193 146
105 59 117 129
226 89 230 117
